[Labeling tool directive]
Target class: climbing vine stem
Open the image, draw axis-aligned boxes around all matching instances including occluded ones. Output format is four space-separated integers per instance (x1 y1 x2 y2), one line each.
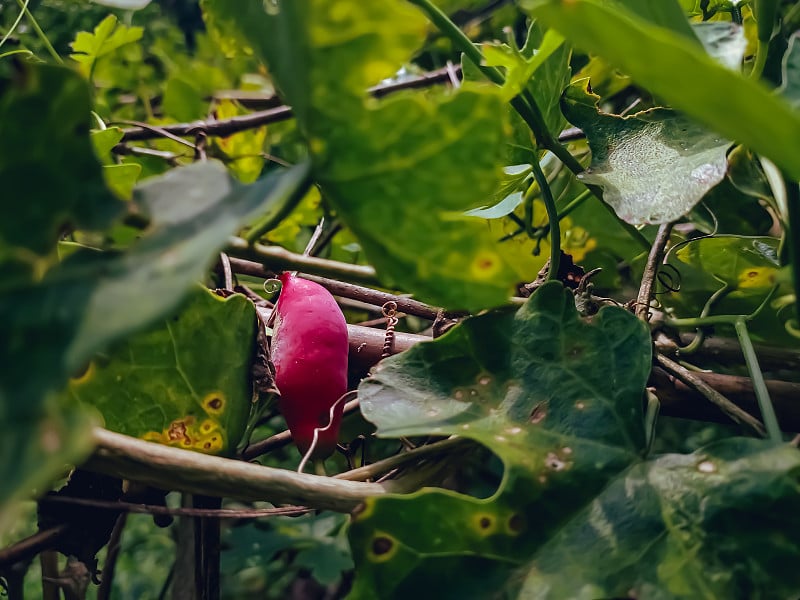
529 157 560 281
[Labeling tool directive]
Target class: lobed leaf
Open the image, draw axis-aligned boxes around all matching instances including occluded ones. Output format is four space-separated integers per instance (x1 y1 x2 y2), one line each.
350 282 651 596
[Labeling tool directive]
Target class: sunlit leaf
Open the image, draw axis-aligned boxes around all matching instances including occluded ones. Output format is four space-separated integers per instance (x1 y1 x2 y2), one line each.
69 15 143 79
562 80 729 225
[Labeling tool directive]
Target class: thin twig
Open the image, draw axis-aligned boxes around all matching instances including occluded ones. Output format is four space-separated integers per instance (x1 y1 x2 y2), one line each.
637 223 672 320
655 353 766 436
654 331 800 372
240 399 361 461
37 496 309 519
219 253 233 290
335 437 471 482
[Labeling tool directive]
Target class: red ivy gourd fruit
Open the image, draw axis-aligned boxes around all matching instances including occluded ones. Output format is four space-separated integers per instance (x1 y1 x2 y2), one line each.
271 272 349 459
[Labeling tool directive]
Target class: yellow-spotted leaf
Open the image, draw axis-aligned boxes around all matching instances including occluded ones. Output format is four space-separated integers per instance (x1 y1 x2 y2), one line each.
66 287 256 455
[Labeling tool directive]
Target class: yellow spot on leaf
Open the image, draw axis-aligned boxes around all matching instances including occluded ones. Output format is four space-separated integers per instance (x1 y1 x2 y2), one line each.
471 512 498 536
737 267 776 289
70 361 96 385
202 392 226 415
367 532 398 563
470 250 502 280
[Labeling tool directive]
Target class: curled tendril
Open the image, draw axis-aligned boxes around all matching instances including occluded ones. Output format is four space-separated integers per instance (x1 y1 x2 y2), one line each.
655 262 682 294
263 278 282 294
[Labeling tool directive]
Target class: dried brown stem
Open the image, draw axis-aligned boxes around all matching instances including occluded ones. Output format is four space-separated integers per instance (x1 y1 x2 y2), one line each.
229 256 443 320
655 353 767 435
637 223 672 320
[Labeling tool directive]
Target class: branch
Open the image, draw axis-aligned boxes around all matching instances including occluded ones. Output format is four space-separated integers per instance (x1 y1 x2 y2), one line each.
335 437 471 481
637 223 672 320
83 428 387 513
228 256 444 320
655 353 766 435
0 526 67 569
119 66 461 143
654 332 800 372
651 365 800 430
226 237 379 285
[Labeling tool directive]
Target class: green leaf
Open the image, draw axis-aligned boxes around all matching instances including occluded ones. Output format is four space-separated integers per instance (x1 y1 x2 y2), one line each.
562 80 730 225
482 30 566 102
521 0 800 180
162 76 207 122
661 236 797 344
464 191 524 219
350 284 800 597
90 127 124 165
103 163 142 200
66 287 255 455
201 0 426 128
670 235 779 290
202 0 519 309
614 0 697 40
69 15 143 79
349 282 651 596
519 439 800 599
316 89 517 309
0 63 123 260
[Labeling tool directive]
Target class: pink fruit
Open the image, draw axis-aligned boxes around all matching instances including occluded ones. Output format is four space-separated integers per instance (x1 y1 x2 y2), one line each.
271 272 348 459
